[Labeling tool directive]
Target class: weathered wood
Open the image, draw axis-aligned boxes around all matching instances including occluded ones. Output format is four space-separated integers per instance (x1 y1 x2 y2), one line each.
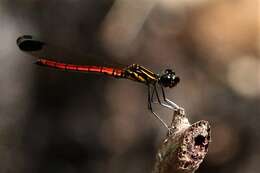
152 110 211 173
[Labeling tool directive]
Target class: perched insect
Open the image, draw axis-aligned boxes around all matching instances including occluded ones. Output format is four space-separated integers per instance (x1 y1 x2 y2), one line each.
17 35 182 129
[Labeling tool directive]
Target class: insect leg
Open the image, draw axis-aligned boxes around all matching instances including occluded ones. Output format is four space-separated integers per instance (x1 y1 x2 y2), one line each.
147 85 169 129
161 86 184 113
152 84 176 110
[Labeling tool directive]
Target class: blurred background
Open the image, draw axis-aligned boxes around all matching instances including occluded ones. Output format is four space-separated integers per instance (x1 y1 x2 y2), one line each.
0 0 259 172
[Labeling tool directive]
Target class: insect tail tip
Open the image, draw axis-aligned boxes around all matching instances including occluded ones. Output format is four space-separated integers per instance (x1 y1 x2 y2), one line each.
33 59 43 66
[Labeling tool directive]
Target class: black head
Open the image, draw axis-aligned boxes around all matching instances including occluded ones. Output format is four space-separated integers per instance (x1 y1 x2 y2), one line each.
158 69 180 88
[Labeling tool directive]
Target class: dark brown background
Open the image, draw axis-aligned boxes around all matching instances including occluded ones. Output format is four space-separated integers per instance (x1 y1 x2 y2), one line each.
0 0 259 173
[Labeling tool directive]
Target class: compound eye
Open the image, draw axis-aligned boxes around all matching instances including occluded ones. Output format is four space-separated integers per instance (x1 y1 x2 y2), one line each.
165 69 173 74
169 76 180 88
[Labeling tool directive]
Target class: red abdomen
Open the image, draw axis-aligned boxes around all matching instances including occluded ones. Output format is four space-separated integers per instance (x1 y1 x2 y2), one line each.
36 58 124 78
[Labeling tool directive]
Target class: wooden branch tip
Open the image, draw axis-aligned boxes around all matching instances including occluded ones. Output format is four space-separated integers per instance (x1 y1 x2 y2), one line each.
153 110 211 173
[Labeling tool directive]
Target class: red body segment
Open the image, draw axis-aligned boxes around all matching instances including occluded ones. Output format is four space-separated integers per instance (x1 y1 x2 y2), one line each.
36 58 124 78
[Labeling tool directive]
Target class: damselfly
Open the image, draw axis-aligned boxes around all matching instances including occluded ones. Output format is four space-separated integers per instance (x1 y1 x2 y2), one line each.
17 35 182 129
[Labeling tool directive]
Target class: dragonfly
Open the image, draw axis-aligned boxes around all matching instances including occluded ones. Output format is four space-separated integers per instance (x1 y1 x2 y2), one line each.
17 35 182 129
